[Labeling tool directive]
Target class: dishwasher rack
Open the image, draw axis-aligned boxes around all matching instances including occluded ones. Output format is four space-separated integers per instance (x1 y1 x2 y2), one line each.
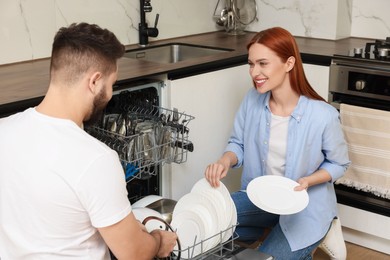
165 224 239 260
85 105 194 183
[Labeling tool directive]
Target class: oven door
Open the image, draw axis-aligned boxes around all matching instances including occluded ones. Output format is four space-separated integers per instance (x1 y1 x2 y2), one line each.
329 60 390 110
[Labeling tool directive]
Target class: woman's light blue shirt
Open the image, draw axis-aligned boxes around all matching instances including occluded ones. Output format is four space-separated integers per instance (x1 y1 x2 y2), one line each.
225 88 350 251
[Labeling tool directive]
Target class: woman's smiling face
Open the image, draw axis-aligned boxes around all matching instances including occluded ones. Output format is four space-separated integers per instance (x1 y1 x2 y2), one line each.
248 43 292 94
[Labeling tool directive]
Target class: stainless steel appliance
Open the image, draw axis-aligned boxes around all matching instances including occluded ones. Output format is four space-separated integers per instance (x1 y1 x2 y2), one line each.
329 37 390 218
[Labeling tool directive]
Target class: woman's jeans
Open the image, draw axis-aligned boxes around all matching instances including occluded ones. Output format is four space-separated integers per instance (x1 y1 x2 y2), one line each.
231 191 322 260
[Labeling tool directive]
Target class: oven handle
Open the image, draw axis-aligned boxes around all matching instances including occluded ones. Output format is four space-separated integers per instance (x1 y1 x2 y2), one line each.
330 92 390 111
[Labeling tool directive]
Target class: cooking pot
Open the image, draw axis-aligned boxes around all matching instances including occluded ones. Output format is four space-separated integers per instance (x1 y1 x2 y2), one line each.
146 198 177 224
132 195 163 208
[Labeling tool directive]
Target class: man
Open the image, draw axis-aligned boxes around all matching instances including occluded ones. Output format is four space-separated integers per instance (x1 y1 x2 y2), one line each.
0 22 177 260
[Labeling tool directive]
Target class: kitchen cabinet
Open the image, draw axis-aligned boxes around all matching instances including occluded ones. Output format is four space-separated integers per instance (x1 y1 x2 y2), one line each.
303 63 330 101
165 65 252 200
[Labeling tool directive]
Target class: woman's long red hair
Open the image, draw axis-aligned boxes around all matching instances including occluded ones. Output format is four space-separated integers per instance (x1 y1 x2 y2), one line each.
247 27 325 102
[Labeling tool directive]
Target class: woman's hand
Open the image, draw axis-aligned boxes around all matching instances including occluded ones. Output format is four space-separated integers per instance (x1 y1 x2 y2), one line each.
294 177 309 191
205 161 228 187
294 169 332 191
204 152 237 187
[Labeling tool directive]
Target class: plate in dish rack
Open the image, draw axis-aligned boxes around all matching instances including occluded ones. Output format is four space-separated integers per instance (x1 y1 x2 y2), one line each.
191 178 237 242
191 180 229 222
172 192 219 244
170 208 206 259
247 175 309 215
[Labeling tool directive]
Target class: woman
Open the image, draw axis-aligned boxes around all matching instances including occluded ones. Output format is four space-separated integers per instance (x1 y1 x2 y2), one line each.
204 27 350 259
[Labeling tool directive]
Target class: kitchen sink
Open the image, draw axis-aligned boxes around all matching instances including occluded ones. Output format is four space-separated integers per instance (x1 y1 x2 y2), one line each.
123 43 233 64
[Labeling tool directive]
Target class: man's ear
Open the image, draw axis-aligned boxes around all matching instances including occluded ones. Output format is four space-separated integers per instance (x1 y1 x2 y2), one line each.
286 56 296 72
88 72 102 94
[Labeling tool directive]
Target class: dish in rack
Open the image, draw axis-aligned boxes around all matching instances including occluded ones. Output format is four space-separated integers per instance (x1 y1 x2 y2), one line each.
170 178 237 259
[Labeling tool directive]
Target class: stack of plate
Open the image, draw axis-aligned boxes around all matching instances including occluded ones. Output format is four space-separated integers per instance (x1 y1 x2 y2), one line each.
170 178 237 259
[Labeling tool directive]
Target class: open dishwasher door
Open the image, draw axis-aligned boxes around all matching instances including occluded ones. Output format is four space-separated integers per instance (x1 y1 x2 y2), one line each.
225 247 273 260
197 246 273 260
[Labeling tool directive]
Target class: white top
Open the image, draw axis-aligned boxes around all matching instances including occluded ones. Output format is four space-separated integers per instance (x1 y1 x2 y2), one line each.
0 108 132 260
266 113 289 176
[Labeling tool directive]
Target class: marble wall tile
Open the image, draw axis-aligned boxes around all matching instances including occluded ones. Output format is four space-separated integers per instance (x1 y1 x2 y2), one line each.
1 0 390 65
246 0 341 39
0 0 217 65
0 0 56 63
351 0 390 40
335 0 353 40
245 0 353 40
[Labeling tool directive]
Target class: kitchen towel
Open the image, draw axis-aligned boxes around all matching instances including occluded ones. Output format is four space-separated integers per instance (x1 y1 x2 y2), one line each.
336 103 390 199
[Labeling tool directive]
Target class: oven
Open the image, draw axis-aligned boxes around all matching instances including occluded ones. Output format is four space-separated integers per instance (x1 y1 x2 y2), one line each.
329 57 390 216
328 38 390 254
329 57 390 215
329 59 390 111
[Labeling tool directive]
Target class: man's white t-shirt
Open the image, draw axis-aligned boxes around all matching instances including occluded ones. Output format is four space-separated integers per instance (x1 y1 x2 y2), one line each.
0 108 132 259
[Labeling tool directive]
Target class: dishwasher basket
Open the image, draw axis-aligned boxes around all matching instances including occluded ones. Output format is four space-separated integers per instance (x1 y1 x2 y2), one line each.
159 223 239 260
85 105 194 183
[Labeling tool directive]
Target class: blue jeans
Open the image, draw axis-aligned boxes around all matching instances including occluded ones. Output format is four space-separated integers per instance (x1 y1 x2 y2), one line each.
231 191 323 260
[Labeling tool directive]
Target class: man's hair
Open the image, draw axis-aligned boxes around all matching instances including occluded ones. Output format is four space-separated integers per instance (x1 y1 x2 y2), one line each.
50 22 125 85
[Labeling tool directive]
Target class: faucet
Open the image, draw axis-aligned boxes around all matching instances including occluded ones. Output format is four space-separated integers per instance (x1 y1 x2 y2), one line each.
139 0 159 47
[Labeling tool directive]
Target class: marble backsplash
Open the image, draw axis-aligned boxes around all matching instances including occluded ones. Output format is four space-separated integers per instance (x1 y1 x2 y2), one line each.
1 0 389 65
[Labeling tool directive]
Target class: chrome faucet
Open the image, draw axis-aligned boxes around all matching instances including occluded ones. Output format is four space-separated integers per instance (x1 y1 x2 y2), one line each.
139 0 159 47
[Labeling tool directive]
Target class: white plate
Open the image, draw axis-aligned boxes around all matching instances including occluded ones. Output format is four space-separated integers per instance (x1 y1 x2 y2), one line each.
247 175 309 215
196 189 228 228
191 178 230 211
191 179 230 226
191 204 219 251
221 200 237 243
191 178 237 243
173 192 219 235
170 209 206 259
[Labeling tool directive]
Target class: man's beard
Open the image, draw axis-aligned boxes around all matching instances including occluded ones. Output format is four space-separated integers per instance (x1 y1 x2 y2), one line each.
83 86 110 127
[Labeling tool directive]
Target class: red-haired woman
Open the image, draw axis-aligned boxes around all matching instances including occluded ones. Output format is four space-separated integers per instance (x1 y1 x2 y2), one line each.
204 27 350 259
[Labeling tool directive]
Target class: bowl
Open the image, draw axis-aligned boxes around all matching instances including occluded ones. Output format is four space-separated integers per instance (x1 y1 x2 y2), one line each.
146 198 177 224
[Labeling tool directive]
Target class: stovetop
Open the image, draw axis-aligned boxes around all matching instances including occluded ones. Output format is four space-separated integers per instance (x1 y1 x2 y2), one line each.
334 37 390 64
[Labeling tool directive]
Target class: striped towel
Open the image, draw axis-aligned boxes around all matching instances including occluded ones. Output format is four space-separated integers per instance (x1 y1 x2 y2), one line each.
336 104 390 199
